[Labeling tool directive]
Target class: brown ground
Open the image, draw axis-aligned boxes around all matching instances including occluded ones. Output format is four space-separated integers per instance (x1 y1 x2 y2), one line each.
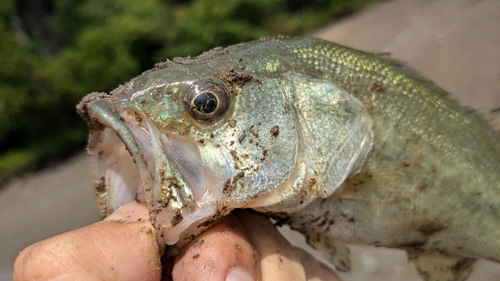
1 0 499 280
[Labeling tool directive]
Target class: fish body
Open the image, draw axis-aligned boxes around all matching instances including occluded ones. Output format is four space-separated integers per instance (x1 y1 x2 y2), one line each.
78 37 500 281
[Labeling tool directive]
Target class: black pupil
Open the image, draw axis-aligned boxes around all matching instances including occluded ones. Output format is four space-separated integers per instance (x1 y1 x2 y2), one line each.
193 92 218 114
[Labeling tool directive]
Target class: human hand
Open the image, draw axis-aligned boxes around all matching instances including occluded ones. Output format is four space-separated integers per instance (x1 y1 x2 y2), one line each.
14 201 340 281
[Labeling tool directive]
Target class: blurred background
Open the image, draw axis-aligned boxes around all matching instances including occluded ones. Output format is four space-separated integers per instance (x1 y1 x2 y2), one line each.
0 0 377 180
1 0 499 280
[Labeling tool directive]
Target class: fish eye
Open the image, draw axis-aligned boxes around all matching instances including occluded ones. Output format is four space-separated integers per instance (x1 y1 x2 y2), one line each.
193 92 218 114
183 79 230 123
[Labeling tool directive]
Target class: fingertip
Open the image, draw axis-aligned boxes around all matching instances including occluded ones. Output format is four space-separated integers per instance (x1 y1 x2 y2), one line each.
235 210 307 281
172 214 260 281
226 267 255 281
105 201 149 222
14 212 161 281
83 220 162 281
13 243 38 281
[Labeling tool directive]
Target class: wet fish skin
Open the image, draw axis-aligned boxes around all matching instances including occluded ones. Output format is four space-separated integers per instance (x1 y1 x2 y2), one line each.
80 37 373 246
276 38 500 279
79 37 500 281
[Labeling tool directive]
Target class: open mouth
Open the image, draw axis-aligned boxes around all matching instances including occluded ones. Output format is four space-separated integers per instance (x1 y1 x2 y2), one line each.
83 98 219 246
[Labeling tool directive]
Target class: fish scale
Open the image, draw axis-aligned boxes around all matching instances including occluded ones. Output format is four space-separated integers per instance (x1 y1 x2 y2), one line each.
279 38 500 280
78 37 500 281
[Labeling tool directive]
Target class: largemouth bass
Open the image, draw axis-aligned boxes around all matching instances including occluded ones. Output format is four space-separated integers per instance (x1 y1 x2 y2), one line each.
77 37 500 281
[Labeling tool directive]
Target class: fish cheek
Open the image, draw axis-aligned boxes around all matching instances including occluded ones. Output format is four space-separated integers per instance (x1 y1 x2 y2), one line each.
217 81 300 207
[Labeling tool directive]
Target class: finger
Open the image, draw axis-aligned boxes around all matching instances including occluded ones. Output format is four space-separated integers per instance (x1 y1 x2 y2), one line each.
172 214 260 281
236 210 307 281
14 201 161 281
294 247 341 281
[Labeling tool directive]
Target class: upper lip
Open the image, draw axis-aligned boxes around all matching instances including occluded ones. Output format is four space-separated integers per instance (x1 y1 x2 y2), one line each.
88 100 156 210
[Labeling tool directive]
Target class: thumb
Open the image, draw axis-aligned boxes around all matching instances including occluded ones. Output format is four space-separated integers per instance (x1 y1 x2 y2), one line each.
14 201 161 281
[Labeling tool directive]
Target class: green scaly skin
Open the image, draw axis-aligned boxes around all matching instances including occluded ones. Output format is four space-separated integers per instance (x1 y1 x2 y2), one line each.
81 37 500 280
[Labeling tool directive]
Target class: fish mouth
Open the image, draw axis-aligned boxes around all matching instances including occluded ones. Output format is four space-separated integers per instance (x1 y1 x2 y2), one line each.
83 98 218 247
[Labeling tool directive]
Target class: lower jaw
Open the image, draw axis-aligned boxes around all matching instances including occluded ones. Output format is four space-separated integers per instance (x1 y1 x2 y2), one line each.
86 100 220 247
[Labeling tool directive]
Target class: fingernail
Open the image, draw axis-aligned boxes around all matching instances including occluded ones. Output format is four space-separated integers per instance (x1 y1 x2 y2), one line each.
226 267 255 281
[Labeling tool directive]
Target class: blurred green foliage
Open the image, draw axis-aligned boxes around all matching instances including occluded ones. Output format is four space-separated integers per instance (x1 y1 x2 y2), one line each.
0 0 377 179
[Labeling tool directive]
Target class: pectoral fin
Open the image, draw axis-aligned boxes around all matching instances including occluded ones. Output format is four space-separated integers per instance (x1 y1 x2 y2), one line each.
306 235 351 272
409 252 475 281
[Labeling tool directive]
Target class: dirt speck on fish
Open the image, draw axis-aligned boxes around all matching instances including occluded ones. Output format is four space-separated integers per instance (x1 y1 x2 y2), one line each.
77 37 500 281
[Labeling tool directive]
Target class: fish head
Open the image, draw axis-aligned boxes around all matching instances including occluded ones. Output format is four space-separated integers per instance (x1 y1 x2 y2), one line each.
77 39 373 248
